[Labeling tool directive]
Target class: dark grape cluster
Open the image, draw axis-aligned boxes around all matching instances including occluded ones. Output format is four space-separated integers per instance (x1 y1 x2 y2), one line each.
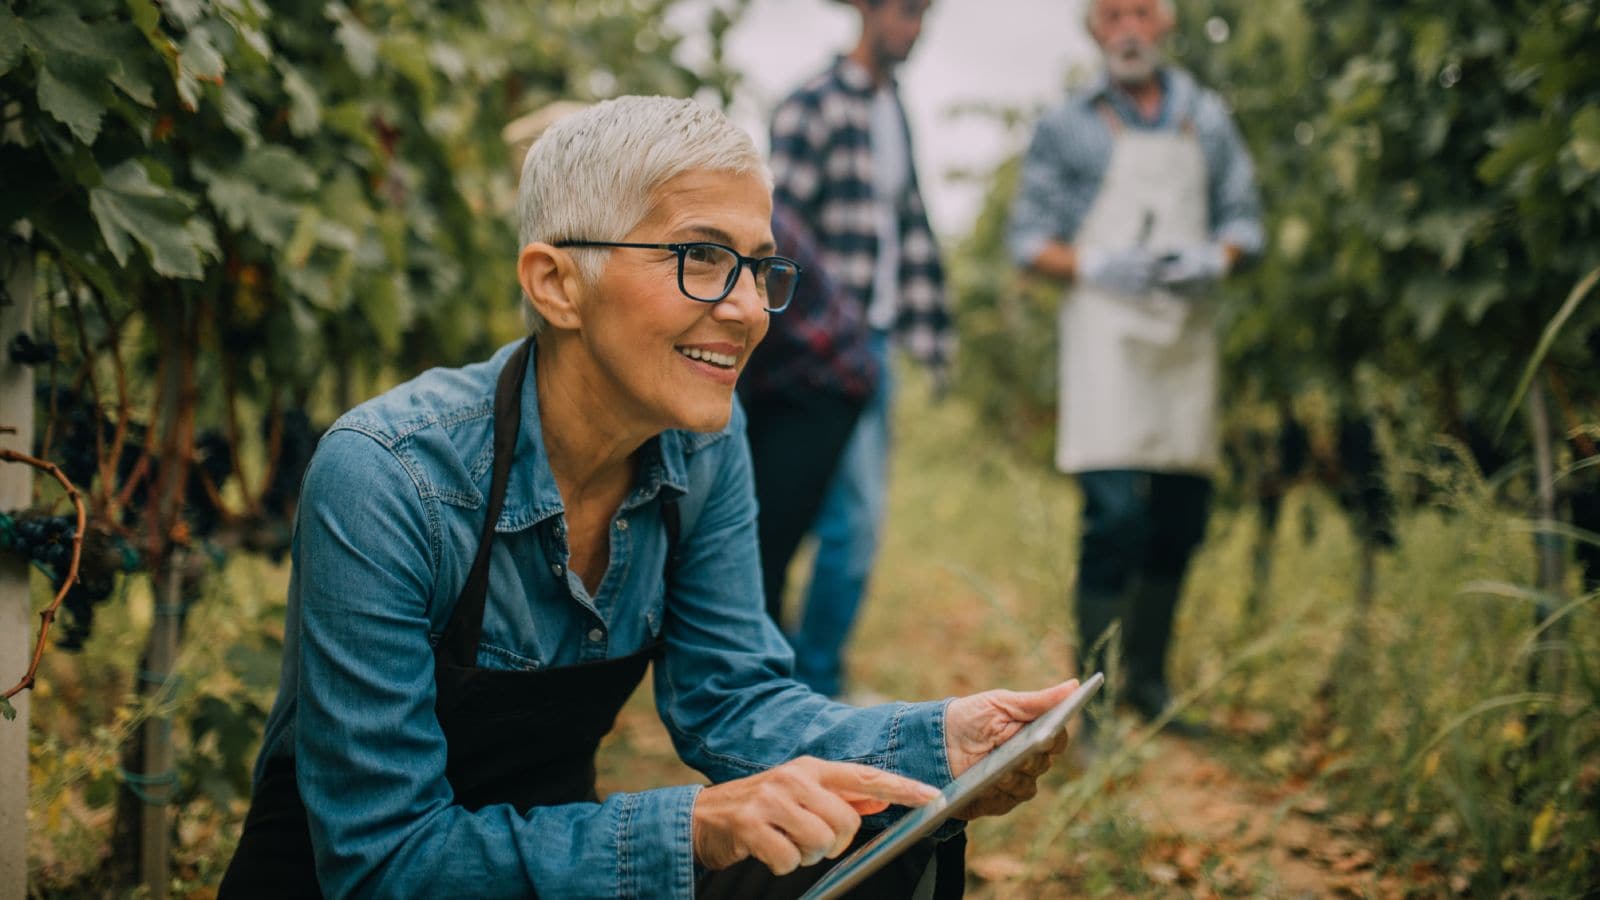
35 385 111 490
187 428 235 538
262 408 321 518
2 513 131 650
6 514 77 567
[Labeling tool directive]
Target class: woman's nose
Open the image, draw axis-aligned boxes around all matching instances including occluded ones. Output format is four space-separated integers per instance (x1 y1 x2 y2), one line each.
712 266 767 321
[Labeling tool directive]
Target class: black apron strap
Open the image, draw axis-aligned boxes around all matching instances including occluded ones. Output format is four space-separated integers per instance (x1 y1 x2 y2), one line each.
439 336 534 668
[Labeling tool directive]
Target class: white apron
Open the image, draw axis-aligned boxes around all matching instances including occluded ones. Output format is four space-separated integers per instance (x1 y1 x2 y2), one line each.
1056 108 1219 475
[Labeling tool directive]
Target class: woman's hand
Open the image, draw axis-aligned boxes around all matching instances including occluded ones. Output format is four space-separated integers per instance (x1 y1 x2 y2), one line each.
944 679 1080 819
691 756 940 875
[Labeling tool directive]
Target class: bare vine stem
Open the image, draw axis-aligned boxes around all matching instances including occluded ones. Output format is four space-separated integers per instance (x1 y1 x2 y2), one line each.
0 448 86 702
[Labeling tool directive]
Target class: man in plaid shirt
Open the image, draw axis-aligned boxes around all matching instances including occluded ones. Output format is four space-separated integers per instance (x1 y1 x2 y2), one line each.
763 0 953 700
739 203 878 632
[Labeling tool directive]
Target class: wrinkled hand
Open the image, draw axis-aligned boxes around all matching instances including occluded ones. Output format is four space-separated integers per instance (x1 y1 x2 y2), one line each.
1154 242 1229 294
692 756 940 875
1077 246 1158 295
944 680 1080 820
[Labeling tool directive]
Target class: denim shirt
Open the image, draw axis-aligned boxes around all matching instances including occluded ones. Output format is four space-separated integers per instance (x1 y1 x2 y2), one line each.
252 339 955 899
1007 66 1265 269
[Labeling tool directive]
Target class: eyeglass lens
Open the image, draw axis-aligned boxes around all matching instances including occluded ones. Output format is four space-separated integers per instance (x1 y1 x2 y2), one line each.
680 244 798 310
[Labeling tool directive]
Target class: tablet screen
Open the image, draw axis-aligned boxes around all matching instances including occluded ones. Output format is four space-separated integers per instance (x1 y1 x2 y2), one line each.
800 672 1104 900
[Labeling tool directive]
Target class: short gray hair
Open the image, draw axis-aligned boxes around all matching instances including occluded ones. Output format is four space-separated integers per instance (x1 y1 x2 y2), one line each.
515 95 771 332
1084 0 1177 29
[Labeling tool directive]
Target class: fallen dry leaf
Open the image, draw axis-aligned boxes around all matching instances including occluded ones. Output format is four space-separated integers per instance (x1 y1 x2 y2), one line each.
1294 793 1331 817
968 852 1030 882
1330 848 1376 873
1146 861 1181 885
1175 843 1206 878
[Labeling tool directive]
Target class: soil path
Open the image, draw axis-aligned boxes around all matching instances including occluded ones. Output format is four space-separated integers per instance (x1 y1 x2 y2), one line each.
968 734 1412 898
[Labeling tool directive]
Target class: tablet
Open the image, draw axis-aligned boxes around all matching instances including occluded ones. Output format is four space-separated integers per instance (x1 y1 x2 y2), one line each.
800 672 1105 900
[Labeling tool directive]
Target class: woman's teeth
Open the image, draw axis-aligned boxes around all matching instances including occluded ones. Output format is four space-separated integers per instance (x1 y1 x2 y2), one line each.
678 347 737 368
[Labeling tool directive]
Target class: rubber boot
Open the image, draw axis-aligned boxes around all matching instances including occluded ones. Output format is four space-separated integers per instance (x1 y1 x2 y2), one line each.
1124 574 1207 736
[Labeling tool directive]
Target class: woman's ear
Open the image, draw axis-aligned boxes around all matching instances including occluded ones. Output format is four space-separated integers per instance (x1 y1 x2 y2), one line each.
518 242 585 331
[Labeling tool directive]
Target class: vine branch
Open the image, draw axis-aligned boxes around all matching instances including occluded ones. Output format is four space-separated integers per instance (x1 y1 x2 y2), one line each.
0 448 87 703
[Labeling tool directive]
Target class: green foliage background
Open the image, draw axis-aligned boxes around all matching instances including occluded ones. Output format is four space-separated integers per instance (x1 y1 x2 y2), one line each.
2 0 747 891
953 0 1600 452
945 1 1600 894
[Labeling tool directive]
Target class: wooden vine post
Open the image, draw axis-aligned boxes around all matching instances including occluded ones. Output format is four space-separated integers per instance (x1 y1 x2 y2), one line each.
1524 376 1567 754
1 240 35 894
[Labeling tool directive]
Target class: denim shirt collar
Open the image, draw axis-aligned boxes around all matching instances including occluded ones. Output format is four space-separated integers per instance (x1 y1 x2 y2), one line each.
1081 65 1196 129
497 339 689 533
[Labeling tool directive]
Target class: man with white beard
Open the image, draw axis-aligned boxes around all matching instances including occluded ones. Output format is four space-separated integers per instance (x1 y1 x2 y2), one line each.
1007 0 1263 737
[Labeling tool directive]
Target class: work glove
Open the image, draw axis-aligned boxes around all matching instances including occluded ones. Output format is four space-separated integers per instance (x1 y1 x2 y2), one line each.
1154 242 1229 295
1076 246 1158 296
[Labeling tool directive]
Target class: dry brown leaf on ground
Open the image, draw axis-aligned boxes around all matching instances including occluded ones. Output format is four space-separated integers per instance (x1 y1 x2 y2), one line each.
1146 861 1182 885
967 852 1031 882
1292 792 1330 817
1222 708 1274 736
1330 847 1376 873
1174 842 1207 880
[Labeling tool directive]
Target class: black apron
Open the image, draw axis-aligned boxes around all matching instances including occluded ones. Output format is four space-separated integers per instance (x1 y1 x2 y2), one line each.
220 337 664 896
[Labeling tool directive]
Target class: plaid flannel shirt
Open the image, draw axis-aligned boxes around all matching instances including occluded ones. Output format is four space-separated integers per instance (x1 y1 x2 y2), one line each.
769 57 955 377
739 203 879 402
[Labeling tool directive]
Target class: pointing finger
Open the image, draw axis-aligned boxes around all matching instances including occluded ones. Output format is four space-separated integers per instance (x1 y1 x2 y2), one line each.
816 761 941 809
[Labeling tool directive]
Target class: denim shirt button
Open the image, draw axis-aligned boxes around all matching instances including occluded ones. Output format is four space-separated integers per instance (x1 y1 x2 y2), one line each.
615 518 629 531
551 563 564 576
586 628 604 642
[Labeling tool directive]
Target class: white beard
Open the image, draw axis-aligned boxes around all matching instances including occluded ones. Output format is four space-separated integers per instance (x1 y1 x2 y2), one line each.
1104 39 1163 85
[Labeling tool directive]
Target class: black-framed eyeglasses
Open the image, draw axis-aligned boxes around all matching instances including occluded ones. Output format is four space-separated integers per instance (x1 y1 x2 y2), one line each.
554 240 801 313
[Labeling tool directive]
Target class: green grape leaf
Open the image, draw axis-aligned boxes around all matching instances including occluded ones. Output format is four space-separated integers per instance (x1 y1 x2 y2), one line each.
126 0 161 35
161 0 206 29
36 59 110 145
0 696 15 721
23 9 109 62
328 4 379 78
195 165 298 249
0 7 24 76
1479 121 1559 186
240 146 319 194
88 160 217 279
180 25 226 83
110 61 158 107
380 33 435 107
219 83 260 146
278 61 322 136
196 146 317 249
284 205 322 268
1570 106 1600 173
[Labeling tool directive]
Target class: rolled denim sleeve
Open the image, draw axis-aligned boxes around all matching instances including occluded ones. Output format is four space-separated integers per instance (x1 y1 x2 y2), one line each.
1007 110 1099 270
292 429 700 899
654 404 954 792
1200 93 1264 257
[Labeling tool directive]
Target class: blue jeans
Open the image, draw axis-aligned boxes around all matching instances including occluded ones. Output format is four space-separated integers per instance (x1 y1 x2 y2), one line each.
1075 469 1212 691
791 331 893 696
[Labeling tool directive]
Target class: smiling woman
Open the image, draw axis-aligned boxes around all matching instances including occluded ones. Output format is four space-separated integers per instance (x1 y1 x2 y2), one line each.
217 95 1082 900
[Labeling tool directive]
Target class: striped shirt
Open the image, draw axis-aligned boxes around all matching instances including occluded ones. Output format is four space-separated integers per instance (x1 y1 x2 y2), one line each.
1007 66 1264 268
769 57 954 376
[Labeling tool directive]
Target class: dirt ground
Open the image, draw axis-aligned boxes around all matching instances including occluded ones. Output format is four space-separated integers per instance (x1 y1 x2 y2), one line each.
963 734 1425 898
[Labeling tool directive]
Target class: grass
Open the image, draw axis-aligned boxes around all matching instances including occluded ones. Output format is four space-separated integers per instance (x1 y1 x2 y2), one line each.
23 365 1600 896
